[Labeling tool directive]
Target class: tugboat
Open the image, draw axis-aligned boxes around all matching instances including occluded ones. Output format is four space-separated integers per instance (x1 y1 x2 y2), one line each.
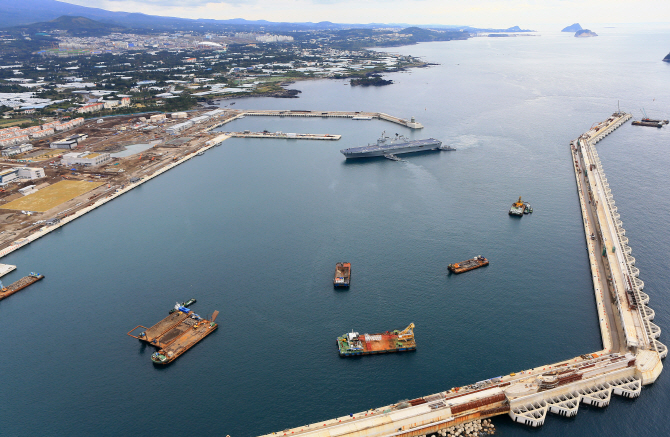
524 202 533 214
509 196 525 216
169 298 197 314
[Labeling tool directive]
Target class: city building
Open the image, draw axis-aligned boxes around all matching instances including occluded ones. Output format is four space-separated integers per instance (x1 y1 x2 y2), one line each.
50 139 78 149
0 135 30 148
16 167 45 180
166 120 194 135
1 143 33 157
61 151 111 167
31 128 55 139
76 102 105 114
18 185 37 196
0 168 19 185
67 133 88 143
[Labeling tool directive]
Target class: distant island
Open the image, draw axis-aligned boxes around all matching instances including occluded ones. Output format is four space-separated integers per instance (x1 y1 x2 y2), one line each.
562 23 583 32
664 52 670 63
575 29 598 38
349 76 393 87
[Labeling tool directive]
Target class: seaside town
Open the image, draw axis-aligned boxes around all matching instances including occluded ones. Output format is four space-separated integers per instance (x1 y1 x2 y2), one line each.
0 24 446 118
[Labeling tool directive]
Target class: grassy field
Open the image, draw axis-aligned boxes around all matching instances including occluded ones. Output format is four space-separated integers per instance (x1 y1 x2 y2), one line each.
0 119 33 129
1 180 104 212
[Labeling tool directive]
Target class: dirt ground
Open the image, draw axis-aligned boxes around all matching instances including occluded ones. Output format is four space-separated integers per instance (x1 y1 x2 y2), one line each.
1 180 104 212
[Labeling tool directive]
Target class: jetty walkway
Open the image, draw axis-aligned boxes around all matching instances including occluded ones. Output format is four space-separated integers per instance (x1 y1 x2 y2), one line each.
228 132 340 140
258 113 665 437
206 110 424 131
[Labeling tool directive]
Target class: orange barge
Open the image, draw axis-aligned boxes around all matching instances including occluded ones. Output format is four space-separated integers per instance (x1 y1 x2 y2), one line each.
448 256 489 274
334 262 351 287
0 273 44 301
128 305 219 365
337 323 416 356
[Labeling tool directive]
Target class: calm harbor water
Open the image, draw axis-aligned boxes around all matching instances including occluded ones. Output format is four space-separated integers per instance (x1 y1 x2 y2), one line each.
1 29 670 436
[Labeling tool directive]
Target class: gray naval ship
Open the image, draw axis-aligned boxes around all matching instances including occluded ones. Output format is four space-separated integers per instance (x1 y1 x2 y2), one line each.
340 132 449 159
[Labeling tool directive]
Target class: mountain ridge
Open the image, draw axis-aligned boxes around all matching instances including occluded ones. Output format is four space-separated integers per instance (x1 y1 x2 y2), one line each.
0 0 533 33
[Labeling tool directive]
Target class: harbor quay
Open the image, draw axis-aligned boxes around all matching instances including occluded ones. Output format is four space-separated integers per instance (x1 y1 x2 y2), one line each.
259 112 664 437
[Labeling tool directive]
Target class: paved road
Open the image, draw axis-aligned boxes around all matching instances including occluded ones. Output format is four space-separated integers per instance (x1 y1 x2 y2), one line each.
575 144 622 353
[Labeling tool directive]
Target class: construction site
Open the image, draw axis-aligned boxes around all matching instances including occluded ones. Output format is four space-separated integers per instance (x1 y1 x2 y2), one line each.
0 109 238 253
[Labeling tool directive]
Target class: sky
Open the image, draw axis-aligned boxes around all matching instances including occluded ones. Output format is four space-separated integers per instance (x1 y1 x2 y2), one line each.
60 0 670 28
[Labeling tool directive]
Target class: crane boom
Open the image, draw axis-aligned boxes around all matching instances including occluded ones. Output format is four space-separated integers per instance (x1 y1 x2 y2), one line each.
398 323 415 341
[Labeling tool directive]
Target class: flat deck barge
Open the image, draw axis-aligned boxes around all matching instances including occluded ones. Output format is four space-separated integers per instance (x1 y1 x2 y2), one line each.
0 273 44 301
333 262 351 287
632 121 663 128
337 323 415 356
128 306 218 365
448 256 489 273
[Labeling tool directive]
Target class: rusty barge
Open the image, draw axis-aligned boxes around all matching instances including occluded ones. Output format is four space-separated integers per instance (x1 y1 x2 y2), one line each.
448 256 489 274
0 273 44 301
128 304 219 365
333 262 351 287
337 323 416 356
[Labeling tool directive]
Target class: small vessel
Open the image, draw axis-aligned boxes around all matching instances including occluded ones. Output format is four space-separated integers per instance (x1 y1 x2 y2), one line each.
523 202 533 214
448 256 489 274
642 118 668 125
334 262 351 287
196 151 205 156
340 132 444 159
337 323 416 356
169 298 197 314
509 196 525 216
632 121 662 128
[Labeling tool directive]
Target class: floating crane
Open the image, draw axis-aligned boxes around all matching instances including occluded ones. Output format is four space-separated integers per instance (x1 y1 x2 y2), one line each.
397 323 415 341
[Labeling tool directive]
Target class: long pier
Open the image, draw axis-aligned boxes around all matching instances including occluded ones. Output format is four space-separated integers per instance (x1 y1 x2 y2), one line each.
206 110 424 131
229 132 341 140
257 112 664 437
